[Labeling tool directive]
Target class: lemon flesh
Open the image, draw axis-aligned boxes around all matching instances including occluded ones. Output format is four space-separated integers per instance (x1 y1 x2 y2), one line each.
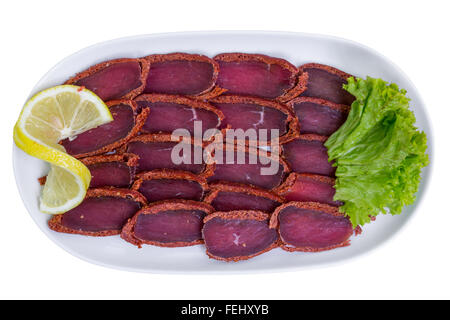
14 85 113 214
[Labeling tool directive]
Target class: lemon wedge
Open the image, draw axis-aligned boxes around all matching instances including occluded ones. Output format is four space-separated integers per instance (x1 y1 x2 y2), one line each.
13 85 113 214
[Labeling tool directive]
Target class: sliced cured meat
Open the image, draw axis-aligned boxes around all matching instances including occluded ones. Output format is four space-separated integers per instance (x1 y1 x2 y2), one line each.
37 153 138 188
299 63 355 105
121 200 214 247
48 188 146 236
275 173 342 206
81 153 138 188
134 94 223 135
206 145 289 189
60 100 149 158
282 134 335 176
65 58 149 101
288 97 350 136
132 169 208 202
144 53 224 98
202 211 278 261
270 202 353 252
204 182 283 212
210 96 299 144
126 133 211 175
214 53 307 102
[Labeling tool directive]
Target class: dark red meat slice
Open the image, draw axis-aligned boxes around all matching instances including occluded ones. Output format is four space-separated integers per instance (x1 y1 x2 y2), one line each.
203 211 278 261
121 200 214 247
282 134 335 176
137 180 203 202
288 97 350 136
48 188 146 236
275 173 342 206
204 182 283 212
214 53 307 102
88 162 132 188
270 202 353 252
126 134 210 175
144 53 224 98
38 153 138 188
132 169 208 202
65 58 149 101
210 95 299 144
60 100 149 158
135 94 223 135
133 210 205 246
299 63 355 105
206 145 289 189
82 154 138 188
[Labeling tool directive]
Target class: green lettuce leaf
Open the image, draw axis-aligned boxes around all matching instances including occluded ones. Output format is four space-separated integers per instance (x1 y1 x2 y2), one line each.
325 77 429 227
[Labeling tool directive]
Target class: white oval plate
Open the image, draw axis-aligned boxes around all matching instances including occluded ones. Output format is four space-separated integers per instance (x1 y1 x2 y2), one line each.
13 31 432 273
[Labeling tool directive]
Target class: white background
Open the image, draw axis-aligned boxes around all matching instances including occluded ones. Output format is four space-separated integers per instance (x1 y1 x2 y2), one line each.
1 0 449 299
